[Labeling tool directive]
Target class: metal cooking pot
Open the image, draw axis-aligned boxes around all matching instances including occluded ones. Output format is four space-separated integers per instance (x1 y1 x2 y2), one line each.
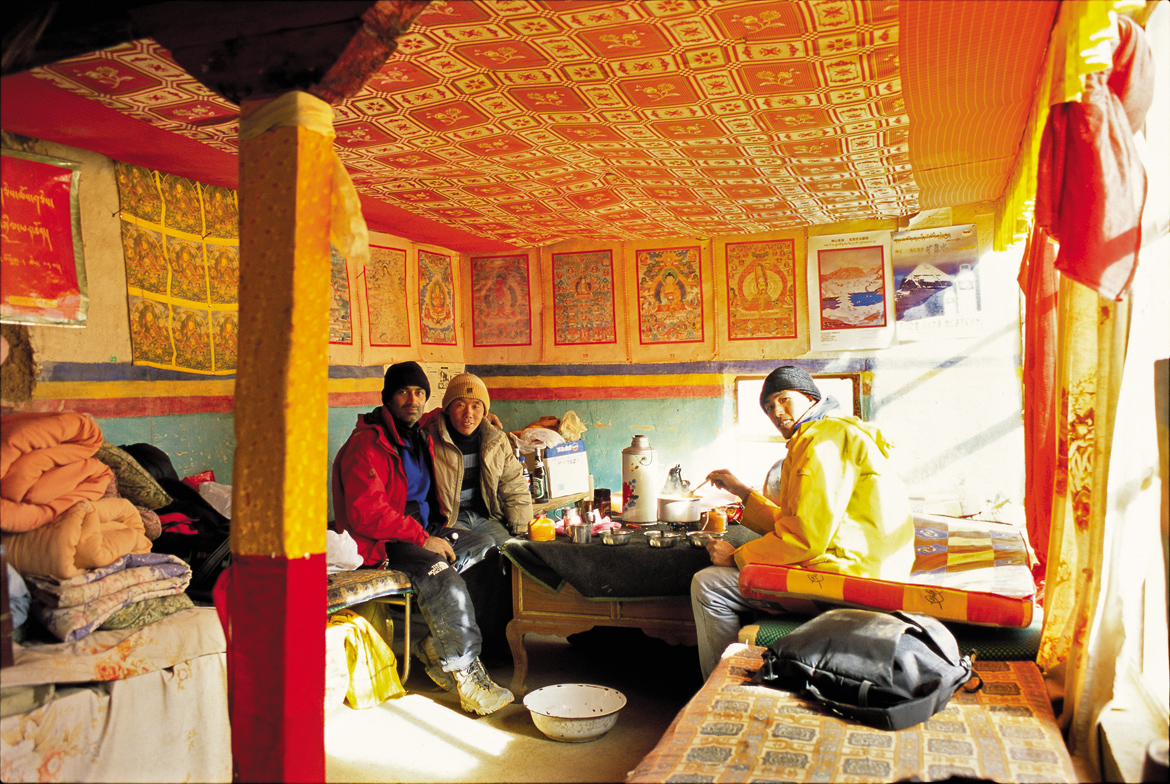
657 495 700 524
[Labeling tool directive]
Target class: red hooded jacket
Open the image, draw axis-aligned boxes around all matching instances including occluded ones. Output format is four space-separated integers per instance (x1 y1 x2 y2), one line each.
331 408 440 566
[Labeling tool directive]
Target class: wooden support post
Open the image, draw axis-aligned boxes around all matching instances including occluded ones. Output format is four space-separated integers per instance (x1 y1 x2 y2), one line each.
227 96 331 783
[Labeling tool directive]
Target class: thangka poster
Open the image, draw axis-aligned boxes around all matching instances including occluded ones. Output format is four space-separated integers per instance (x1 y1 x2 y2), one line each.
115 162 238 373
724 239 796 341
366 245 409 347
1 150 88 325
418 249 456 345
892 224 982 341
328 245 353 345
551 249 616 345
806 230 894 351
471 254 531 347
635 246 703 344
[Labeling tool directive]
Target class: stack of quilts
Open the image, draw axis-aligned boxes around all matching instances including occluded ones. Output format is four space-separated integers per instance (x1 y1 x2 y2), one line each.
23 552 192 642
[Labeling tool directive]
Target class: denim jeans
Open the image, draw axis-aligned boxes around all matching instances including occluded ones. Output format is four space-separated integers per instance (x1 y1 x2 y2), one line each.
452 509 513 660
380 527 498 673
691 565 760 680
452 508 513 549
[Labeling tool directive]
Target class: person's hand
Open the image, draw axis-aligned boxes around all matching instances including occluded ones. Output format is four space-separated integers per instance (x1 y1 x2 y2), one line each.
486 413 504 430
707 538 736 567
705 469 751 502
423 534 456 563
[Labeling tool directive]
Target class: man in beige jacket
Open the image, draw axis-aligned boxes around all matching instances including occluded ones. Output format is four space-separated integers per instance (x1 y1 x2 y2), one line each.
421 372 532 666
422 373 533 547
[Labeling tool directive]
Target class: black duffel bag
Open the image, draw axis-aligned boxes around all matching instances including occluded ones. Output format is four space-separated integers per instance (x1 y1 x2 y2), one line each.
751 608 981 730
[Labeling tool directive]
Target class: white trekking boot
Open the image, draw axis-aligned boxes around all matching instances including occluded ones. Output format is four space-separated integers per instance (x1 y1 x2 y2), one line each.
411 635 455 691
453 657 514 716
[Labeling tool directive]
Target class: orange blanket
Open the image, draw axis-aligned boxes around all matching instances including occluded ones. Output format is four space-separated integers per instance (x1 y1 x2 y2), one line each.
2 498 151 579
1 411 114 533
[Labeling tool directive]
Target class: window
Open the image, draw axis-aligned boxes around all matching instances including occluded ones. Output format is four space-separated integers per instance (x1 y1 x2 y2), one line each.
735 373 862 441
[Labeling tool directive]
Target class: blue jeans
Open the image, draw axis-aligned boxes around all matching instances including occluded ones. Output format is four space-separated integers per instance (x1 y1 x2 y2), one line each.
452 508 513 549
690 565 760 680
380 527 497 673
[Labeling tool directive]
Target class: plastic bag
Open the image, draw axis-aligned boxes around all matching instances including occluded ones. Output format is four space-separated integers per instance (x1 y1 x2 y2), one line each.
511 427 565 454
327 530 364 573
198 481 233 519
558 410 587 441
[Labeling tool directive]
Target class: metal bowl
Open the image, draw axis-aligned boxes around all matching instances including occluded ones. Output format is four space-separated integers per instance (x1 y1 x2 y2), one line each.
524 683 626 742
600 528 632 546
645 530 682 548
687 530 727 548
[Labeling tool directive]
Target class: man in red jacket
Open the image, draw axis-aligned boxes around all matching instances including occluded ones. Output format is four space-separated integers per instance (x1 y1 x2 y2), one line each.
332 361 513 715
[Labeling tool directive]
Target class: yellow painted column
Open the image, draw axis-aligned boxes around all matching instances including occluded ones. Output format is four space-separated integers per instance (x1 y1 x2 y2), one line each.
227 92 331 782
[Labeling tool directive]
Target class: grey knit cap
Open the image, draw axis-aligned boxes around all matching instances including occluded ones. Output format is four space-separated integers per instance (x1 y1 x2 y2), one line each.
759 365 822 410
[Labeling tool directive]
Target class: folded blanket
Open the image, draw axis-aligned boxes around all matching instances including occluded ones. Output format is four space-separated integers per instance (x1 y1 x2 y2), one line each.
1 411 113 532
24 552 192 608
1 498 151 580
35 571 193 642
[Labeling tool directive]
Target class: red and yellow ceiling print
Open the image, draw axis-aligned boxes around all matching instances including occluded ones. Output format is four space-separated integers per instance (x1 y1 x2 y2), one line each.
32 1 926 248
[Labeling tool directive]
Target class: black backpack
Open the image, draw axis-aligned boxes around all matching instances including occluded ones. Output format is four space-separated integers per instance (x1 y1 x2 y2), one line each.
752 608 980 730
120 443 231 604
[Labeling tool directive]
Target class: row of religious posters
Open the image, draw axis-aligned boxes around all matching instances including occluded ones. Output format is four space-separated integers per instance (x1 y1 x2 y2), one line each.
108 160 985 371
282 224 990 368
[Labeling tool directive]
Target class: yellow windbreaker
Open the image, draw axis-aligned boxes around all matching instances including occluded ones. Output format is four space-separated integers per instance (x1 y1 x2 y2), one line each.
733 415 914 580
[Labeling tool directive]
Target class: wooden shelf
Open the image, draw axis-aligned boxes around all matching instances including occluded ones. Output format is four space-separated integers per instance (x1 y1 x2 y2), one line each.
531 491 590 516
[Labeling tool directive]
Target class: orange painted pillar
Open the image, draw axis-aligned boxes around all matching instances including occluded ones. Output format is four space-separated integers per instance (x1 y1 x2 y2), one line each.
226 92 332 782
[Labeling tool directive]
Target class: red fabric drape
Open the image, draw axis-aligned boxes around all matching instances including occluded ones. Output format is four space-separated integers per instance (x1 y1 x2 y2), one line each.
1018 224 1060 585
1034 15 1154 301
214 553 326 783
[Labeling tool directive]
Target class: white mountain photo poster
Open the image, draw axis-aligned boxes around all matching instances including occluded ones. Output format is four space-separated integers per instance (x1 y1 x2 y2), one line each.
806 230 895 351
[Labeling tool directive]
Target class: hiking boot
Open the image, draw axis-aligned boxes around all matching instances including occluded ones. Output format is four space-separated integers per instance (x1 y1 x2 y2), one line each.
453 657 514 716
411 635 455 692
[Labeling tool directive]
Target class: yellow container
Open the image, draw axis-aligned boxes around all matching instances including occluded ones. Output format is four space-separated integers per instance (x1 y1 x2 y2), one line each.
528 515 555 542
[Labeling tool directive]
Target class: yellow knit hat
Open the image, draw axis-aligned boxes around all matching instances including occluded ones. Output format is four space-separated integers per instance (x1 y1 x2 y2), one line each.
442 373 490 414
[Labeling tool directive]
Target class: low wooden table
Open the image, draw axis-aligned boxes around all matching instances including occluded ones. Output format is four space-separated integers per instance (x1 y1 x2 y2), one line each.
501 525 755 695
505 567 695 695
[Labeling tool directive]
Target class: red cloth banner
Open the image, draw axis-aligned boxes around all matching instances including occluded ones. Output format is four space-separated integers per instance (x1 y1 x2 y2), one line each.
0 150 87 324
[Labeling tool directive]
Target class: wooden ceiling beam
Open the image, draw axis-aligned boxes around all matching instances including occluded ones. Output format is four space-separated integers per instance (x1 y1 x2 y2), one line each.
3 1 431 105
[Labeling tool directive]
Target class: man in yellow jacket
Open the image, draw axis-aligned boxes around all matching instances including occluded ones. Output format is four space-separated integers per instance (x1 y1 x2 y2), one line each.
691 365 915 678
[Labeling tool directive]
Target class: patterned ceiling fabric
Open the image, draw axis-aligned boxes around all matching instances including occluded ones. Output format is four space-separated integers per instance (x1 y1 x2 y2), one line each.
901 0 1059 211
28 0 920 248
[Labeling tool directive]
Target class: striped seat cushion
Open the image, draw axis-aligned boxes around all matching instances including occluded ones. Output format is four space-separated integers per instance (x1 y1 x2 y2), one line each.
738 515 1036 628
326 569 412 615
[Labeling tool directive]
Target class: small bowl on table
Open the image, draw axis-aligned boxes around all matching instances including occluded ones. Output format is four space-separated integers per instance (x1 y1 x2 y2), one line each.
687 530 727 548
644 530 682 548
599 528 632 546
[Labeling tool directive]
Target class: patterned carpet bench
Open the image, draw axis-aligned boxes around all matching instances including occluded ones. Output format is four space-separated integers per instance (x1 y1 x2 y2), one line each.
627 643 1077 784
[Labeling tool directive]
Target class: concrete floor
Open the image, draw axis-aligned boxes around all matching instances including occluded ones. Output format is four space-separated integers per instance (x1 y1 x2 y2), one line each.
325 627 704 783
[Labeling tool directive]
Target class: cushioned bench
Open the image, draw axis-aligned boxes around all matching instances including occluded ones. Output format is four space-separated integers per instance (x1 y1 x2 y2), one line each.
626 643 1077 784
326 569 413 682
741 611 1044 661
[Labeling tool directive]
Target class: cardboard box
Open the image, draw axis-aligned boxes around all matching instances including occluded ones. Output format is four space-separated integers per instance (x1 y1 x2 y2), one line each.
542 440 590 499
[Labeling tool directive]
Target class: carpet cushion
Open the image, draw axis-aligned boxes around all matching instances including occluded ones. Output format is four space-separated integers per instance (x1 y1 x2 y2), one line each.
628 644 1076 784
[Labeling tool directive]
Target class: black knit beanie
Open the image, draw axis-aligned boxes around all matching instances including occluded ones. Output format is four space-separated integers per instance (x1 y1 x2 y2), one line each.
382 361 431 407
759 365 822 410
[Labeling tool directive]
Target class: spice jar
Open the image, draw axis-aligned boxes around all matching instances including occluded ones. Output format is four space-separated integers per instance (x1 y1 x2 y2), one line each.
528 514 555 542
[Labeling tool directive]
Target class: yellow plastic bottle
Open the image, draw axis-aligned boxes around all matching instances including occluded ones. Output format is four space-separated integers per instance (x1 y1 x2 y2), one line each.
528 514 555 542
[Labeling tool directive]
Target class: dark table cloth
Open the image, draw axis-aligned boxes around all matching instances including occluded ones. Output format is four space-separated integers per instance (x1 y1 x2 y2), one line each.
502 524 758 600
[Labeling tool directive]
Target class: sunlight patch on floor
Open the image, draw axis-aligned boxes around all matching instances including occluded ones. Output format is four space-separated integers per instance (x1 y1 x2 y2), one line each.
325 693 514 779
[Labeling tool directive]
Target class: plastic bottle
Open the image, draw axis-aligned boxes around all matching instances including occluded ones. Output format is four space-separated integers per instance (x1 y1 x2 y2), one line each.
515 447 532 496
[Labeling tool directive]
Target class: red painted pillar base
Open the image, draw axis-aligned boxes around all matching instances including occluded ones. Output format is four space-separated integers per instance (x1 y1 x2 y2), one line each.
218 553 326 782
